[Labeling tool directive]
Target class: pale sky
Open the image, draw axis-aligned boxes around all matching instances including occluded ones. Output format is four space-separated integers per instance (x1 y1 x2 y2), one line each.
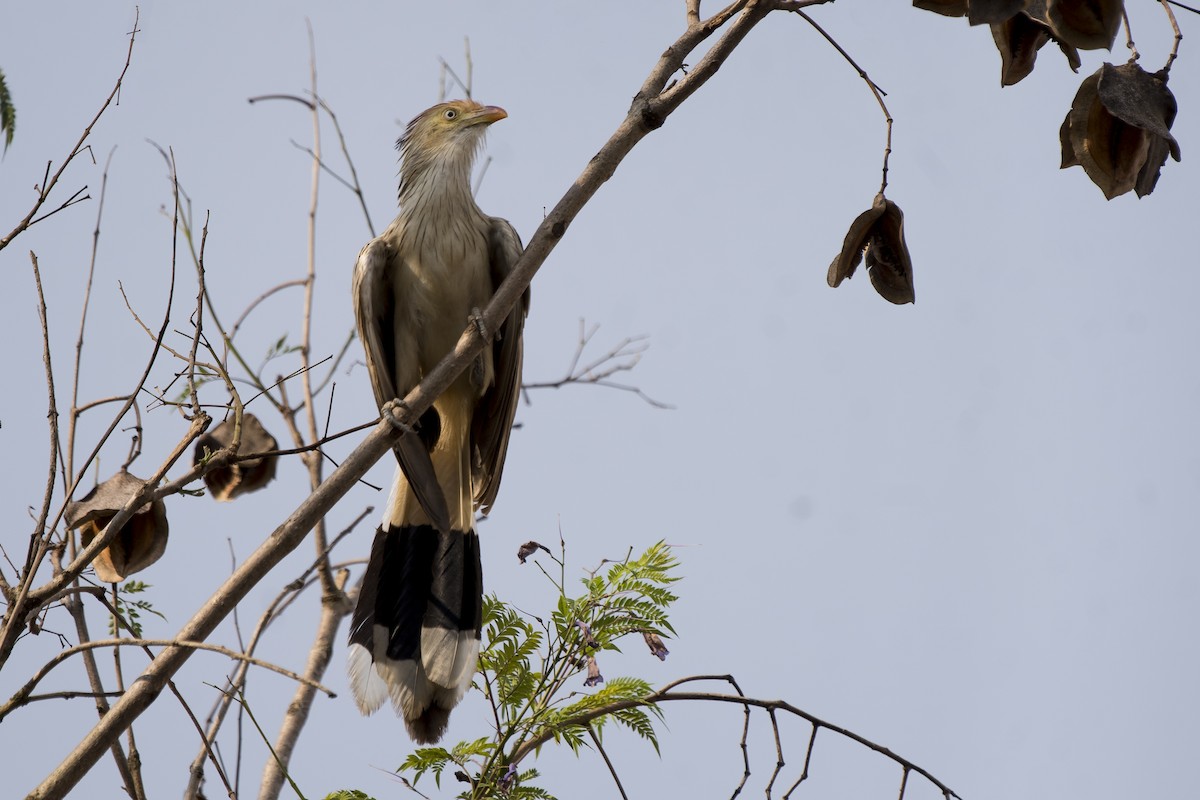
2 3 1197 799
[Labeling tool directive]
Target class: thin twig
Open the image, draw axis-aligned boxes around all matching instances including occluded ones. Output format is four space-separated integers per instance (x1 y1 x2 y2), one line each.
1122 7 1140 60
782 725 818 798
228 283 309 343
184 203 209 421
1159 0 1183 71
521 321 673 409
1 638 335 721
317 96 376 236
437 58 472 99
764 707 786 797
587 726 630 800
1164 0 1199 14
791 9 893 195
59 552 138 797
0 11 138 252
29 252 61 582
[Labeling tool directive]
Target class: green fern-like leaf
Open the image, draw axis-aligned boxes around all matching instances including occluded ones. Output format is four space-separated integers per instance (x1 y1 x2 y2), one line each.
398 746 454 788
108 581 166 637
611 705 662 754
504 768 557 799
0 68 14 154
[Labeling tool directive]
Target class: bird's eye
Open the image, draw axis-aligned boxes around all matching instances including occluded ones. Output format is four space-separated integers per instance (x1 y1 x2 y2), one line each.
443 109 457 120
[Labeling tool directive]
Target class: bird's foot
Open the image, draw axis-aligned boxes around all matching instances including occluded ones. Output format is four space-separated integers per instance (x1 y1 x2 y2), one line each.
469 307 492 341
381 399 417 435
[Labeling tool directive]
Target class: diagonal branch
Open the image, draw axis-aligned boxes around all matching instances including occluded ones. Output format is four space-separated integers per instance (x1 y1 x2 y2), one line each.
0 11 139 254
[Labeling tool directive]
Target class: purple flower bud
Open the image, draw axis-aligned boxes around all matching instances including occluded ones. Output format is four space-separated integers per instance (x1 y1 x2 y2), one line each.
576 620 598 649
584 655 604 687
642 631 669 661
516 540 548 564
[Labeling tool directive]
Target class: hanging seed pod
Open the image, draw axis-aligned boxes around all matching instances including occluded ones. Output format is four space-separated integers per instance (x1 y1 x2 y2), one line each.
1046 0 1123 51
967 0 1028 25
912 0 968 17
828 193 915 305
193 413 279 501
991 1 1081 86
67 471 169 583
1060 62 1180 198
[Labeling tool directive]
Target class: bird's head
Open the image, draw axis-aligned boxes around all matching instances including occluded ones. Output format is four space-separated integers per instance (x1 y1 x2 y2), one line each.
397 100 507 196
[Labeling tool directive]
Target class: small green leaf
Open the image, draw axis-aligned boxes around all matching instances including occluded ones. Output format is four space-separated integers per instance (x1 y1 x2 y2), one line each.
0 68 15 154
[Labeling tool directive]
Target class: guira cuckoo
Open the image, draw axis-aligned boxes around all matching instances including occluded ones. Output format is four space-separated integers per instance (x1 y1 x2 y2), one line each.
348 100 528 743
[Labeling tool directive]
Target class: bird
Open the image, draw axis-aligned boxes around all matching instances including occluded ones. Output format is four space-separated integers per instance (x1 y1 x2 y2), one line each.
347 99 528 744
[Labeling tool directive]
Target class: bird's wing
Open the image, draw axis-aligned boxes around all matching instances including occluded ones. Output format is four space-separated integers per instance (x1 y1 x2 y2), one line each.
472 216 529 514
353 238 452 533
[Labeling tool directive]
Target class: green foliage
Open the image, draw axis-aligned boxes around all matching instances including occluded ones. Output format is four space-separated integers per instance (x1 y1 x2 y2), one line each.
262 333 301 370
0 67 14 154
323 791 375 800
108 580 165 637
396 541 680 799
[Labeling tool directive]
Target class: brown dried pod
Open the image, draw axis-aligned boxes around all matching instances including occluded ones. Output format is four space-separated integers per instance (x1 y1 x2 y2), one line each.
991 1 1081 86
968 0 1027 25
516 540 550 564
912 0 969 17
193 413 279 501
827 193 915 305
67 471 169 583
1046 0 1123 51
1060 62 1180 199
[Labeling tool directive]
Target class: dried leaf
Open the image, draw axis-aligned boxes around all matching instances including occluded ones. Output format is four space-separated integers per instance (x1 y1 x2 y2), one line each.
1047 0 1123 51
828 194 915 305
193 413 279 501
67 471 170 583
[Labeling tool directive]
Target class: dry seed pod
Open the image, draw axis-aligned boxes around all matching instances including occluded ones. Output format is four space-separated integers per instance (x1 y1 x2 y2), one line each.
828 193 915 305
67 471 169 583
1046 0 1123 51
1060 62 1180 199
991 1 1081 86
193 413 279 501
913 0 969 17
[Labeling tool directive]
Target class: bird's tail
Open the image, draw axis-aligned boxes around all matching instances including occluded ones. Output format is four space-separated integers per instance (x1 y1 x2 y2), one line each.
347 396 481 743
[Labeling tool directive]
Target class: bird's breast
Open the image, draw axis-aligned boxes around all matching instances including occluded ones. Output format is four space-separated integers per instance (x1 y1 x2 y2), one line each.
391 212 494 375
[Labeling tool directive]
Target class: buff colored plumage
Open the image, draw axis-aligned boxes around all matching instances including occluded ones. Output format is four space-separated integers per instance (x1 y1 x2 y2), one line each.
348 100 528 743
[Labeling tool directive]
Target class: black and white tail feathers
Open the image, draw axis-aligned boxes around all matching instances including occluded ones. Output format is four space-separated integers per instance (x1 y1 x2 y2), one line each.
347 522 482 743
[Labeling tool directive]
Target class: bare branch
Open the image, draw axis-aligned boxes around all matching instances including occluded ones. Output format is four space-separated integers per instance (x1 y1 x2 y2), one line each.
587 725 630 800
28 252 61 580
1 638 336 722
1160 0 1183 71
229 283 308 343
522 321 672 409
316 96 376 237
0 10 139 253
789 9 893 194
